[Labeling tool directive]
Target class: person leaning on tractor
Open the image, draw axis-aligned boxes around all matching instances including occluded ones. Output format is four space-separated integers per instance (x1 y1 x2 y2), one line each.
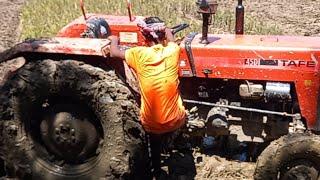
102 19 186 178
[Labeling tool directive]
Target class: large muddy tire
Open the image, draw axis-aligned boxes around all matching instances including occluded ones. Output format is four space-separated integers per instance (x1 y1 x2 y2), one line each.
0 159 4 177
254 133 320 180
0 59 149 179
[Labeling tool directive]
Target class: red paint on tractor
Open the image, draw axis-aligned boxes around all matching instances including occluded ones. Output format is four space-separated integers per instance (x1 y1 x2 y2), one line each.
2 13 320 131
57 14 147 46
178 34 320 129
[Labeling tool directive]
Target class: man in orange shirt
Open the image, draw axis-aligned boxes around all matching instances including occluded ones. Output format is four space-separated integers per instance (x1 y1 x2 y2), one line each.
103 21 186 178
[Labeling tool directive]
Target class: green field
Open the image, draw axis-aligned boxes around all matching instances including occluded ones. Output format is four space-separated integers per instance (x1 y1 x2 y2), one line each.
21 0 282 39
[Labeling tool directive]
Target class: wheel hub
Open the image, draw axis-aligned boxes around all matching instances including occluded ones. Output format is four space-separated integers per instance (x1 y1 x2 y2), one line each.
40 106 101 164
282 163 319 180
53 114 79 148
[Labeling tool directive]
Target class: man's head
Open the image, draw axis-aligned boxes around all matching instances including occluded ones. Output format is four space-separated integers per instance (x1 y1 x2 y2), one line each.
139 17 167 45
145 31 166 44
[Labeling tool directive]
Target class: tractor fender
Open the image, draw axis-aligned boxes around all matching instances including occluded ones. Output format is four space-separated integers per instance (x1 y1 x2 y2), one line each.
0 37 110 64
0 37 140 96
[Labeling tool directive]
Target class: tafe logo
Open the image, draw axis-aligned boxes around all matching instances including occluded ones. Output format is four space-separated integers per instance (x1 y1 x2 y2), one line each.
245 59 316 68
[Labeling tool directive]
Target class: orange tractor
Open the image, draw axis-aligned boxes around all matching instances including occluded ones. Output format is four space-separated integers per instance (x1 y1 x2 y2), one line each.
0 0 320 179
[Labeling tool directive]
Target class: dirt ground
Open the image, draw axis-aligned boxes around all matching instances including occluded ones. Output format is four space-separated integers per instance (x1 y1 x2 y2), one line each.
0 0 319 179
0 0 25 86
219 0 320 36
0 0 24 49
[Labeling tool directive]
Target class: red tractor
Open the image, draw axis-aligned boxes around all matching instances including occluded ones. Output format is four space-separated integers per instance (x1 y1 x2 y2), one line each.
0 0 320 179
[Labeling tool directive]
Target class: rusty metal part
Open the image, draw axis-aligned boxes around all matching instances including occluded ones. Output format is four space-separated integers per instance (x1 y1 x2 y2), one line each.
183 99 301 118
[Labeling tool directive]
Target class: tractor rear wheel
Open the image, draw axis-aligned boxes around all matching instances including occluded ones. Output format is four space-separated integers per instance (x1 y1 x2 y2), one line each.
0 159 4 177
0 59 149 179
254 133 320 180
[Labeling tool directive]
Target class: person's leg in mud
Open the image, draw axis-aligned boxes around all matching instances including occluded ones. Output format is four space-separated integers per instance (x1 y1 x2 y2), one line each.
149 134 168 179
149 128 196 180
166 131 196 180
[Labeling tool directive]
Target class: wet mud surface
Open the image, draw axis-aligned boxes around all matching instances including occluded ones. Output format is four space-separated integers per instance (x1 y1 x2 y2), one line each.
0 0 319 179
0 1 29 177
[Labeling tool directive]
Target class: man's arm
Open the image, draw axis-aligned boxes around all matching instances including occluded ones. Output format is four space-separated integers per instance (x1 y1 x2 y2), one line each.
165 28 175 42
102 35 125 59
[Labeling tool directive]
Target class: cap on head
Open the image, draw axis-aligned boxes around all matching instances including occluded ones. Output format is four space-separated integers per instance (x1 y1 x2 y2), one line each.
143 17 166 42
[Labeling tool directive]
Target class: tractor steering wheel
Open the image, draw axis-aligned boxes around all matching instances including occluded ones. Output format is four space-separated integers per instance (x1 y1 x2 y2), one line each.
171 23 190 34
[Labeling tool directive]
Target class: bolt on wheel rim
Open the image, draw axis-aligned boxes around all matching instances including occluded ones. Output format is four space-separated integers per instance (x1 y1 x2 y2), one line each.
39 104 102 165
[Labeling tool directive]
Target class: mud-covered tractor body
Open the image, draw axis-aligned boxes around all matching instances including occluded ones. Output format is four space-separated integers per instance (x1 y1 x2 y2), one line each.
1 0 320 179
4 12 320 141
73 14 320 136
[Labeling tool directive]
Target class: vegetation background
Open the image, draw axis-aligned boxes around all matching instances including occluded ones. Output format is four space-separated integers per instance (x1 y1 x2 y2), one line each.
20 0 282 39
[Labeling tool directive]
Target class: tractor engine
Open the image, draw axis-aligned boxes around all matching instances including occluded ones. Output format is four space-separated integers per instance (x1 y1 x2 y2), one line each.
180 79 300 142
239 82 291 100
176 0 312 143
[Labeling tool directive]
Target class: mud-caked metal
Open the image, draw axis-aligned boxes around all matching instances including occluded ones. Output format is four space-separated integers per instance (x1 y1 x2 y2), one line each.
0 0 320 179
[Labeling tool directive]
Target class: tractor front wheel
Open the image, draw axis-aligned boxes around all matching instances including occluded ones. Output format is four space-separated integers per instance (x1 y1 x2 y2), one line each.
0 59 149 179
254 133 320 180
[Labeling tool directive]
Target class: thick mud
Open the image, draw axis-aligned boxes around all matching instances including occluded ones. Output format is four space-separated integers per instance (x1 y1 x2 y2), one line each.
254 133 320 179
163 149 255 180
0 60 149 179
0 0 319 179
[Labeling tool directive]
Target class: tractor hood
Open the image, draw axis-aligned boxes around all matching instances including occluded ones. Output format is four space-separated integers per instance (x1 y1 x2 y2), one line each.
179 33 320 80
178 33 320 131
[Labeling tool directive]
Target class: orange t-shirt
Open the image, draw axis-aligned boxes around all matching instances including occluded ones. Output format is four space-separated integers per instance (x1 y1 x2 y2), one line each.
125 42 186 134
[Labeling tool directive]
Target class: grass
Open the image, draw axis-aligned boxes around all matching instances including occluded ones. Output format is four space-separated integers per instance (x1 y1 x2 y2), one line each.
20 0 282 39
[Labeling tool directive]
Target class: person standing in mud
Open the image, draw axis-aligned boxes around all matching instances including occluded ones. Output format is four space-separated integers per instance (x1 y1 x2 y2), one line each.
102 18 186 179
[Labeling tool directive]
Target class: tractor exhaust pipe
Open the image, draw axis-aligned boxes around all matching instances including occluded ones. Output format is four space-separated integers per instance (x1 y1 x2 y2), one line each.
196 0 218 44
235 0 244 35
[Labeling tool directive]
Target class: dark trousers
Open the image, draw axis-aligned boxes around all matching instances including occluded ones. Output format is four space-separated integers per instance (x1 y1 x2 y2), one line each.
148 130 181 174
149 134 162 172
